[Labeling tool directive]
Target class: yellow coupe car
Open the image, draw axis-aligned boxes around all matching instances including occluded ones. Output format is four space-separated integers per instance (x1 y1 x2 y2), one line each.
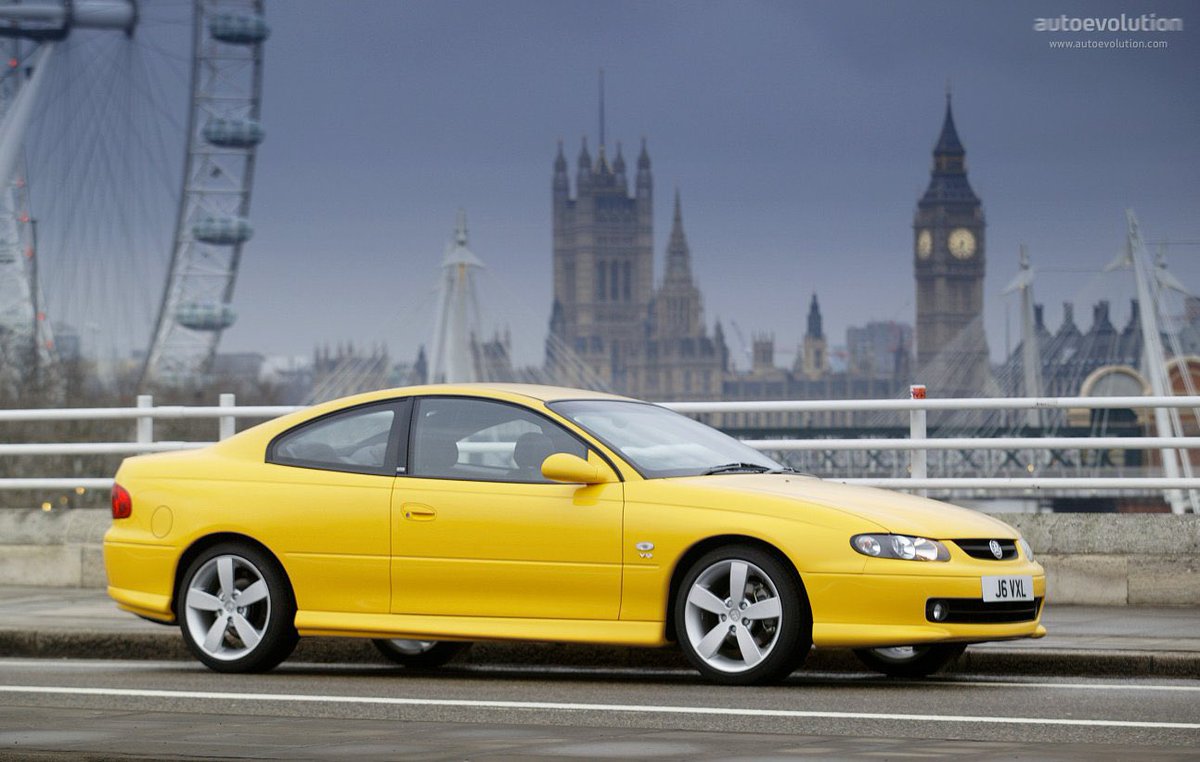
105 383 1045 684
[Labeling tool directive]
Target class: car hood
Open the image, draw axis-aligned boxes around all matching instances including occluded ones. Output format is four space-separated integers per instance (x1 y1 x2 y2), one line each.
671 473 1020 539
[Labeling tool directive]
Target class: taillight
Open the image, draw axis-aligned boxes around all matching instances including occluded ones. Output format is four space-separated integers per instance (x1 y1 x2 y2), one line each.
111 484 132 519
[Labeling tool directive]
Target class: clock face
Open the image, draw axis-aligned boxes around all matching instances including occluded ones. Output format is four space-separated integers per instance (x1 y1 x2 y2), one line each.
949 228 976 259
916 230 932 259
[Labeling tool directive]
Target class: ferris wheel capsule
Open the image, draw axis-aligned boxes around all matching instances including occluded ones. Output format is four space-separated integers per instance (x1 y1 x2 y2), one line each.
203 118 265 149
175 302 237 332
192 216 254 245
208 13 270 44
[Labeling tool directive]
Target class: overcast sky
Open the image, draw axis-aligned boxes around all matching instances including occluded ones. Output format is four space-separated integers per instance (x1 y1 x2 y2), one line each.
208 0 1199 371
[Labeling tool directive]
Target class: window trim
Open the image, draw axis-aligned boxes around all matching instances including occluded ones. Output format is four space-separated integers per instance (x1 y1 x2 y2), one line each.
266 398 411 477
403 395 621 484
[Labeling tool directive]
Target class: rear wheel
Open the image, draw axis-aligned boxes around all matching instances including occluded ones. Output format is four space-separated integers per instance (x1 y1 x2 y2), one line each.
674 545 810 685
177 543 298 673
371 639 470 668
853 643 966 678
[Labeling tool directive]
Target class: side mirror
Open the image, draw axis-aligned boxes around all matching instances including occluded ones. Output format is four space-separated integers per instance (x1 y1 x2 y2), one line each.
541 452 613 484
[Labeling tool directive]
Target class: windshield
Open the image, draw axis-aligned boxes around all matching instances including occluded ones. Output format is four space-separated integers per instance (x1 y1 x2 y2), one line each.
549 399 784 478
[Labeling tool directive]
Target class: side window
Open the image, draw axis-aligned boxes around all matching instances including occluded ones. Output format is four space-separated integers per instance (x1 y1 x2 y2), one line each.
409 397 587 483
269 403 401 475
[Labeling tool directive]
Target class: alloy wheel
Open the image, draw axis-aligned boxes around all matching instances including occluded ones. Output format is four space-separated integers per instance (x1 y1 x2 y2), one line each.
682 558 785 674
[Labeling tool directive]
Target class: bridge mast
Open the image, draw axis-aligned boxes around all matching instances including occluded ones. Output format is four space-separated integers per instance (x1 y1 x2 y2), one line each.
427 210 484 383
1003 244 1043 427
1123 210 1196 513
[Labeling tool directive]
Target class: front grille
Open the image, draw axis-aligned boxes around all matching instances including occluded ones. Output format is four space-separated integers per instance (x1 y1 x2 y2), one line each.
954 539 1018 560
928 597 1043 624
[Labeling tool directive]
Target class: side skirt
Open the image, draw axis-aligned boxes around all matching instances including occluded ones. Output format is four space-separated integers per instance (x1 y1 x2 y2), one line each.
295 611 669 647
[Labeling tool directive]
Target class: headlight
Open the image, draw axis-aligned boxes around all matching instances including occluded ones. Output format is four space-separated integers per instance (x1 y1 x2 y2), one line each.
851 533 950 562
1018 537 1035 562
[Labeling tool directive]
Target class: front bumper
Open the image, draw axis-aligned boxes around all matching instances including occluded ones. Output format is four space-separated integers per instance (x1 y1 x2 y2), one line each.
804 568 1047 648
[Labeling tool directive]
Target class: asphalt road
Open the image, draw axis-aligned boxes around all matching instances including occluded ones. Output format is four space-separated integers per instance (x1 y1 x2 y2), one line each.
1 658 1198 760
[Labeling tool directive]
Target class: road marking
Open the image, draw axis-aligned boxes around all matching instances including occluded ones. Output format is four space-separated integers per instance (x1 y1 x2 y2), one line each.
940 677 1200 693
1 685 1197 730
1 659 1199 692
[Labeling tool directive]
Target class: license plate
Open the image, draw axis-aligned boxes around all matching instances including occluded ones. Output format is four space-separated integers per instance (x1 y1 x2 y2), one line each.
982 575 1034 602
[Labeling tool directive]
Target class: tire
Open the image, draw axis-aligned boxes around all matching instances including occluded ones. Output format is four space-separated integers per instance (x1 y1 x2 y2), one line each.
371 639 470 668
673 544 811 685
177 542 298 673
853 643 966 678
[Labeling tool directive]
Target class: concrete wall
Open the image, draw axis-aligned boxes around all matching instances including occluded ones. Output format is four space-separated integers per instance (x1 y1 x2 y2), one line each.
996 513 1200 606
0 509 109 588
2 509 1199 604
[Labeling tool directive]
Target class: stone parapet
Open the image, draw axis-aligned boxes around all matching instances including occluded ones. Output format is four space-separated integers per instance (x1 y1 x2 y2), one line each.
3 509 1198 604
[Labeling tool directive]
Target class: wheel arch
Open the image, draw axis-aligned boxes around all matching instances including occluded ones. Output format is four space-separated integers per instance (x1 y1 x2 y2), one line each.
663 534 812 644
171 532 293 618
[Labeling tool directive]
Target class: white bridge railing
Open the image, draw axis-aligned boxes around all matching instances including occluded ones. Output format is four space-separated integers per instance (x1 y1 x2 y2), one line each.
3 391 1200 513
668 393 1200 513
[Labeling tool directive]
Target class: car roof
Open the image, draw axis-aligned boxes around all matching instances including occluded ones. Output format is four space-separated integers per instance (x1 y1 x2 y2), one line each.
303 382 634 412
416 382 633 403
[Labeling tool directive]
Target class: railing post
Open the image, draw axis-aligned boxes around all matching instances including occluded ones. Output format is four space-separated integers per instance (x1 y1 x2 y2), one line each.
136 395 154 445
909 385 927 497
218 393 236 440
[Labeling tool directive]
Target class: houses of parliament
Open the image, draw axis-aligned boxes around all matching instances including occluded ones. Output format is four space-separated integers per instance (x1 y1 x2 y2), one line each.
543 100 987 406
538 95 1168 420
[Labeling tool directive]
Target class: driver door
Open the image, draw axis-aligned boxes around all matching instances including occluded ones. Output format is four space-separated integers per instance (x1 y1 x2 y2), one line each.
390 396 623 620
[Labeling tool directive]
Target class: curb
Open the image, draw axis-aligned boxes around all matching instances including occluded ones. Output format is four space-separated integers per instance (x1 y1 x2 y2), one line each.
4 629 1199 679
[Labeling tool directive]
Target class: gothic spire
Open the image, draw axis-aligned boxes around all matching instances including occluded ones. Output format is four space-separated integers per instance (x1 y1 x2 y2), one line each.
806 293 823 339
934 92 964 157
554 139 567 172
664 188 692 283
920 92 978 205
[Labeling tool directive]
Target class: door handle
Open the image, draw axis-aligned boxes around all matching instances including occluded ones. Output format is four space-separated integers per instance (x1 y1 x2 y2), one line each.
402 504 437 521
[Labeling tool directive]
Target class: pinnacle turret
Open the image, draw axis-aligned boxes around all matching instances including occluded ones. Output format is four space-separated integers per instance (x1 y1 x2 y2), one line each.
578 135 591 166
636 137 652 199
576 135 592 187
612 141 627 188
553 139 569 197
596 143 611 175
554 139 567 173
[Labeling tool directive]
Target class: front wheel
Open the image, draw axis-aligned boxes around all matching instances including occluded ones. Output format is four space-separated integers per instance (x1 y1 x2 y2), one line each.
177 543 298 673
674 545 810 685
853 643 966 678
371 639 470 668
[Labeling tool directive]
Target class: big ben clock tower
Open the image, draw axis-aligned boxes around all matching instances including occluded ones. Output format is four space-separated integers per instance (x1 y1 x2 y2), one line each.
913 94 990 397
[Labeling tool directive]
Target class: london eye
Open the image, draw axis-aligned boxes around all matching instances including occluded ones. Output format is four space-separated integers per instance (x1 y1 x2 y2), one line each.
0 0 267 392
